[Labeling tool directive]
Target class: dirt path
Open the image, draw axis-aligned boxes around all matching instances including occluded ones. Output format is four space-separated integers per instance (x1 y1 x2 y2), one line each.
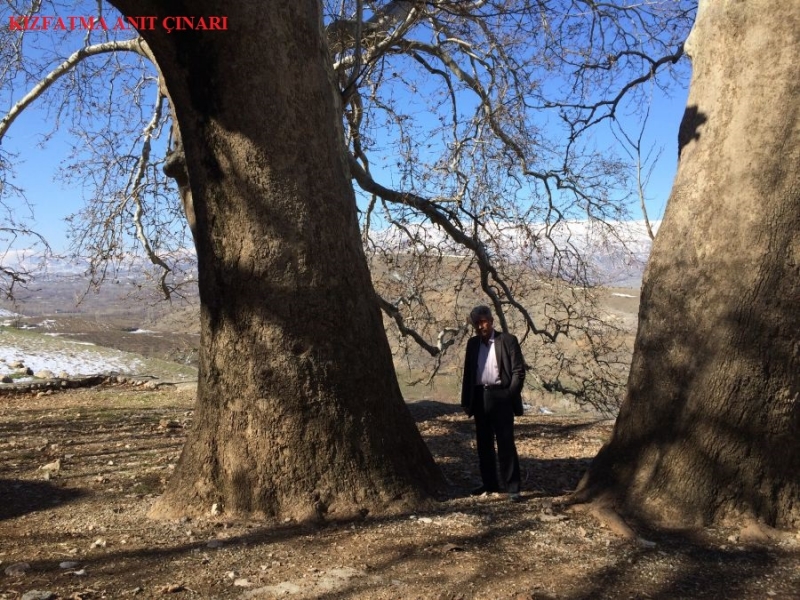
1 386 798 599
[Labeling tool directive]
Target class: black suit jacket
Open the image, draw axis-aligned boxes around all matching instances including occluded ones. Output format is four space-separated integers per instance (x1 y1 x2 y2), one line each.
460 330 525 417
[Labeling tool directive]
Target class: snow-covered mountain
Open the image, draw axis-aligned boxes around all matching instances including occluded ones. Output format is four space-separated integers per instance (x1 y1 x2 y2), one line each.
1 247 198 282
3 219 658 288
366 219 659 287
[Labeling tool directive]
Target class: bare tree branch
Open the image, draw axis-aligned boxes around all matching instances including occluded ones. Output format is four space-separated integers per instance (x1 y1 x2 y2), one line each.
1 0 694 410
128 87 173 298
613 100 661 241
0 38 148 142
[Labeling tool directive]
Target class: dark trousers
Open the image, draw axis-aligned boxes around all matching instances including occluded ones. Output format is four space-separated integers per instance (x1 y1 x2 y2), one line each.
473 386 521 493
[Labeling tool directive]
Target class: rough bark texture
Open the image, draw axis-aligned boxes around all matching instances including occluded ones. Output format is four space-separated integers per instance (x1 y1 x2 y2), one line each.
575 0 800 529
106 0 444 521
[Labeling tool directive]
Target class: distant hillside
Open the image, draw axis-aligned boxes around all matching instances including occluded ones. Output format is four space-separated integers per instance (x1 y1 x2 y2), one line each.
367 219 658 288
2 219 657 289
2 220 652 413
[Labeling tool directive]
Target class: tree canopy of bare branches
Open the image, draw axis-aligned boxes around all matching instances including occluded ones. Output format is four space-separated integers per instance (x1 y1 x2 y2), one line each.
0 0 695 411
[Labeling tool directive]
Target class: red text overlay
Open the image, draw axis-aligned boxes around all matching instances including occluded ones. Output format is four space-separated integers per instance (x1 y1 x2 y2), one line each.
8 15 228 33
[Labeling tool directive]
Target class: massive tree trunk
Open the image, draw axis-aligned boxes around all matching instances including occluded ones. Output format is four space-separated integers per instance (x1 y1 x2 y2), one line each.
574 0 800 529
106 0 444 521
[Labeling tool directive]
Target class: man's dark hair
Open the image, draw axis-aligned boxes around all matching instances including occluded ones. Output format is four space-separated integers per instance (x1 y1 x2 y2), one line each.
469 305 493 325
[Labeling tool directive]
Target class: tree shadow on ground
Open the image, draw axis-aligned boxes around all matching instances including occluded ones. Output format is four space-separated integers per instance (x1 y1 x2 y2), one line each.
567 530 796 600
407 399 602 499
0 478 84 521
10 492 794 600
516 418 605 497
406 398 463 422
2 392 796 598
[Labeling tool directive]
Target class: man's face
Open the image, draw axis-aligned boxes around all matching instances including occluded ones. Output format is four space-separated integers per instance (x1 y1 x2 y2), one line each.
473 316 493 342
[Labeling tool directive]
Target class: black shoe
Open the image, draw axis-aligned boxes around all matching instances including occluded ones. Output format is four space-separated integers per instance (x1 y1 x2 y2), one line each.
470 485 499 496
508 492 522 503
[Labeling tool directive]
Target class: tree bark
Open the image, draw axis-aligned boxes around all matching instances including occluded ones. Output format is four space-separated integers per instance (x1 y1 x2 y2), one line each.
106 0 444 520
574 0 800 529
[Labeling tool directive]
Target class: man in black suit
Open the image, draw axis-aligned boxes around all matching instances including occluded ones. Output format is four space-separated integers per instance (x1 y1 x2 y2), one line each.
460 305 525 501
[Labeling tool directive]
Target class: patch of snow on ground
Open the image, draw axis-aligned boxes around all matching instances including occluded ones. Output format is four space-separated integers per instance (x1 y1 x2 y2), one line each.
0 340 142 377
0 309 21 318
611 293 637 298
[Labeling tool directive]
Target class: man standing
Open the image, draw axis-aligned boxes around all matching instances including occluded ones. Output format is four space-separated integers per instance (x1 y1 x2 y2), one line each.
460 305 525 501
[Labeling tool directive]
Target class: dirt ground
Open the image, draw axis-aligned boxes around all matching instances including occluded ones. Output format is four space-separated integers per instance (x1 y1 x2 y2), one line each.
1 384 798 600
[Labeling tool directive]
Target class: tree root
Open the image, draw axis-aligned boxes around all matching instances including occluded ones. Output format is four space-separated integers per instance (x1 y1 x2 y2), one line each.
567 499 635 539
566 496 659 547
738 517 799 546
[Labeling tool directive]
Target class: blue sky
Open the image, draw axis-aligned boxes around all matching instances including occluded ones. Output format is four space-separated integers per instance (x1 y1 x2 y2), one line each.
2 11 691 255
3 83 689 254
4 107 79 250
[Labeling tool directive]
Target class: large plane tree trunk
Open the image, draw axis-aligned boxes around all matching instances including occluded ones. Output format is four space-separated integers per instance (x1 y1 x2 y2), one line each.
106 0 444 521
574 0 800 529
